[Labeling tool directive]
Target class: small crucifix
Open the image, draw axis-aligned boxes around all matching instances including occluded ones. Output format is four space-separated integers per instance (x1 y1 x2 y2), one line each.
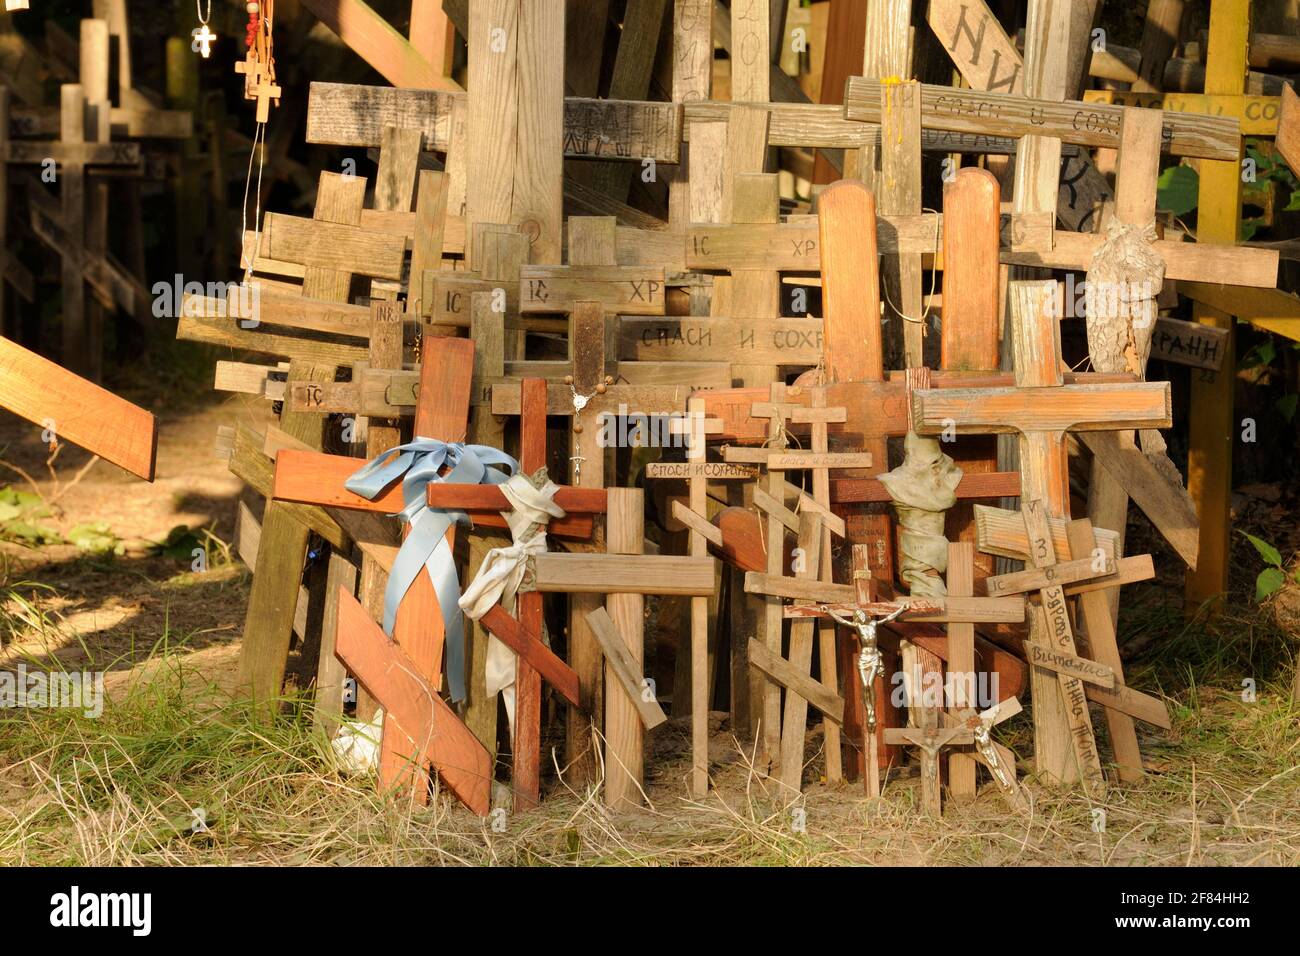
885 697 1023 816
192 24 216 59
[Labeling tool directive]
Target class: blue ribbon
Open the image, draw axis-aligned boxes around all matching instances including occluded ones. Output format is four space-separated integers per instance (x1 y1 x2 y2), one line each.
345 438 518 702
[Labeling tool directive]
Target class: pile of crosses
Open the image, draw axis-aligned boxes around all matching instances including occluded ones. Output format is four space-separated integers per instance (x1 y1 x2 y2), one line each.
170 0 1298 816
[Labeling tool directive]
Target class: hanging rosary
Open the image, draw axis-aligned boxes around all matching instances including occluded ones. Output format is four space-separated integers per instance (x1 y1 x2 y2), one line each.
564 374 613 434
236 1 280 285
237 1 281 123
192 0 216 58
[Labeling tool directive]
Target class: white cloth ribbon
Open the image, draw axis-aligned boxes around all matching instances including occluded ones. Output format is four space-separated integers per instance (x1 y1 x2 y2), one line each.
458 472 566 728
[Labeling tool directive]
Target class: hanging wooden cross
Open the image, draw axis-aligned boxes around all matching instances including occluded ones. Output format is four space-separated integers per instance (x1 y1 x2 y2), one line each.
235 0 280 123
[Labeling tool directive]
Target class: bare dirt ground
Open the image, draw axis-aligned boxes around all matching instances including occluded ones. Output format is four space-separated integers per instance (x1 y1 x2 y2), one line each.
0 384 272 692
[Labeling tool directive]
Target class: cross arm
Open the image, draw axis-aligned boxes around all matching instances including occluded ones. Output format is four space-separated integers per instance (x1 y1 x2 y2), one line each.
479 605 580 707
912 382 1172 434
783 597 1025 624
271 448 596 538
334 587 491 815
695 370 1140 443
424 482 608 515
844 77 1240 160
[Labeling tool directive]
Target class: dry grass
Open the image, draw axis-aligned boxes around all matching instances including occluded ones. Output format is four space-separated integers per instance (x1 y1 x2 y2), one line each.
1 561 1297 867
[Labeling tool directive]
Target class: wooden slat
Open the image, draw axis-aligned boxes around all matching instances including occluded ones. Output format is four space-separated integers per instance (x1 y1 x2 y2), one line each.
604 487 647 808
300 0 460 91
306 82 682 162
844 76 1240 160
587 606 668 731
479 604 580 707
748 638 844 725
913 383 1172 433
0 337 156 480
531 554 715 595
334 587 491 814
1185 0 1242 613
261 212 406 279
520 265 665 314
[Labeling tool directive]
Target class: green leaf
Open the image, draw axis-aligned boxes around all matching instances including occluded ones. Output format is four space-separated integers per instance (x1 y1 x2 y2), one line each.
1285 190 1300 212
1240 217 1263 241
67 522 121 555
1276 393 1299 423
157 524 202 561
1 520 62 545
1157 165 1200 217
1256 567 1285 601
1242 532 1282 568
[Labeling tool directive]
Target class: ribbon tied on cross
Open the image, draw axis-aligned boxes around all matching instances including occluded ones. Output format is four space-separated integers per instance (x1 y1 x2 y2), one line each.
345 438 518 702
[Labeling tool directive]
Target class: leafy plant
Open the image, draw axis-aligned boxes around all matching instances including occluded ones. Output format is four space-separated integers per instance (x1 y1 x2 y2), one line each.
1240 532 1297 601
66 522 125 556
1156 164 1200 217
0 486 61 546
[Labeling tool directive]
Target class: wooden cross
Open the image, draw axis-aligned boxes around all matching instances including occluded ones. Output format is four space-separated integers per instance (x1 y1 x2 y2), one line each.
741 385 853 789
911 280 1171 788
975 501 1173 740
885 697 1022 816
421 377 600 810
433 481 714 809
489 215 729 782
234 33 282 124
643 397 729 797
271 334 479 804
1014 498 1107 798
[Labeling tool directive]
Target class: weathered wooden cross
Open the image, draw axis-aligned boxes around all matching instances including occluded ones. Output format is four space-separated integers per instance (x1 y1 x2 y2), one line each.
422 377 599 809
910 279 1172 787
642 396 731 797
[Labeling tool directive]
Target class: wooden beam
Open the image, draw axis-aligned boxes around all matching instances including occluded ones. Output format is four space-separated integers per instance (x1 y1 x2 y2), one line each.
531 554 715 595
334 587 491 814
479 604 580 707
1185 0 1248 609
844 77 1240 160
587 606 668 732
748 638 844 725
300 0 460 91
306 82 681 162
0 336 156 480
